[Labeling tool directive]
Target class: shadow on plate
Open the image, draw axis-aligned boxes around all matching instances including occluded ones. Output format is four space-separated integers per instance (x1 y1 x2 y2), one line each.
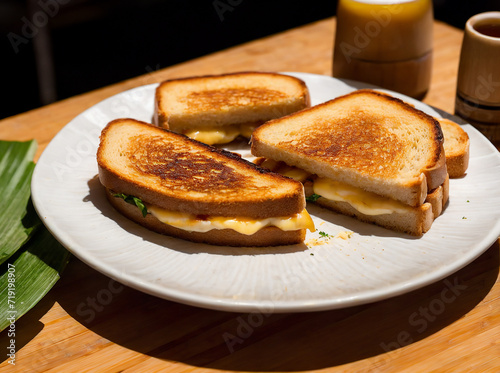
53 241 499 371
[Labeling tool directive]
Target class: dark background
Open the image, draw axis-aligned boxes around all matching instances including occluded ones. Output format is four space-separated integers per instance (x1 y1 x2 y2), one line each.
1 0 499 120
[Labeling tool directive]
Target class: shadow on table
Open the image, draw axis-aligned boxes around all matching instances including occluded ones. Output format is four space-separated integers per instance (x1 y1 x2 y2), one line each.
48 240 499 371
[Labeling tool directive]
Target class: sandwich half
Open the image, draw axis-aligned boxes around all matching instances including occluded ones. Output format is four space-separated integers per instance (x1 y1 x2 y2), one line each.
97 118 315 246
153 72 310 145
251 89 449 236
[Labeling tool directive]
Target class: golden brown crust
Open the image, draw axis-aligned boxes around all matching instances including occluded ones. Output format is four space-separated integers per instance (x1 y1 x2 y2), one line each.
154 71 310 132
158 71 305 85
97 118 305 219
314 197 433 236
365 90 446 191
425 174 450 218
106 188 305 247
438 118 470 178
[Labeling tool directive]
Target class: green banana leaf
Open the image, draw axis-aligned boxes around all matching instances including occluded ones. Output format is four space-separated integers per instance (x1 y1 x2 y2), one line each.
0 140 71 331
0 140 38 265
0 219 71 331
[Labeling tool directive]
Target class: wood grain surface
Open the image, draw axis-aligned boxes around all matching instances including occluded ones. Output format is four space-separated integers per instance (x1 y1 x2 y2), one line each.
1 17 499 373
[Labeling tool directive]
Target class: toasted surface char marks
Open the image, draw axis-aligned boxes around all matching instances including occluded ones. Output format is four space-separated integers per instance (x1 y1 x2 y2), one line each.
280 113 405 177
182 88 288 110
127 134 252 194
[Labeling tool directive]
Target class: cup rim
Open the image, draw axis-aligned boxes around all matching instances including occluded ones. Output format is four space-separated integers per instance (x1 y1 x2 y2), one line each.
466 11 500 40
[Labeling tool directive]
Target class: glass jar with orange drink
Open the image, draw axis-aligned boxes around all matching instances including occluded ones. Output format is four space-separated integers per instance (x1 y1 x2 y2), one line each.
333 0 434 99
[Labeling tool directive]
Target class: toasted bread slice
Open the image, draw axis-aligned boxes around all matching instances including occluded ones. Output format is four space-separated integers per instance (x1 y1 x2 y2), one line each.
251 89 447 207
438 118 470 178
97 118 311 246
154 72 310 144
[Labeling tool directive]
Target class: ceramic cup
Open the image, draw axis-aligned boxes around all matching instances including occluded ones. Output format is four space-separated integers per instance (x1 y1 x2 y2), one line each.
455 12 500 146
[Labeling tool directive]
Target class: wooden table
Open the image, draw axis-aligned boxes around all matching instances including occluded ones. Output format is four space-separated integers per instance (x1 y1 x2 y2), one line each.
1 17 499 372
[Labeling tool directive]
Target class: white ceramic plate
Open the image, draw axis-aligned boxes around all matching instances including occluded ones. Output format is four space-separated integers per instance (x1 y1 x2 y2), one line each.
31 72 500 313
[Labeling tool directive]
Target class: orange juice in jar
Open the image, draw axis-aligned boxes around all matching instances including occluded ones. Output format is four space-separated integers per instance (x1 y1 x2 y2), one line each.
333 0 433 99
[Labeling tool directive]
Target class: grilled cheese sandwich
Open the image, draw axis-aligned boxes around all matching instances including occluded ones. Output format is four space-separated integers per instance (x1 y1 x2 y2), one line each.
154 72 310 145
251 89 448 236
97 118 314 246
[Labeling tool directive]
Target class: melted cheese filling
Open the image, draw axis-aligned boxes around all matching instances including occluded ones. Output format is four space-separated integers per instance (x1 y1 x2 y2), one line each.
313 177 410 216
184 123 261 145
257 160 410 216
185 127 240 145
147 205 316 235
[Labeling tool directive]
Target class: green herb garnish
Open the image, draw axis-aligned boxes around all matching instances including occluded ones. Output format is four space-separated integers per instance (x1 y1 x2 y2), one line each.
319 231 330 238
306 193 321 202
113 193 148 217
